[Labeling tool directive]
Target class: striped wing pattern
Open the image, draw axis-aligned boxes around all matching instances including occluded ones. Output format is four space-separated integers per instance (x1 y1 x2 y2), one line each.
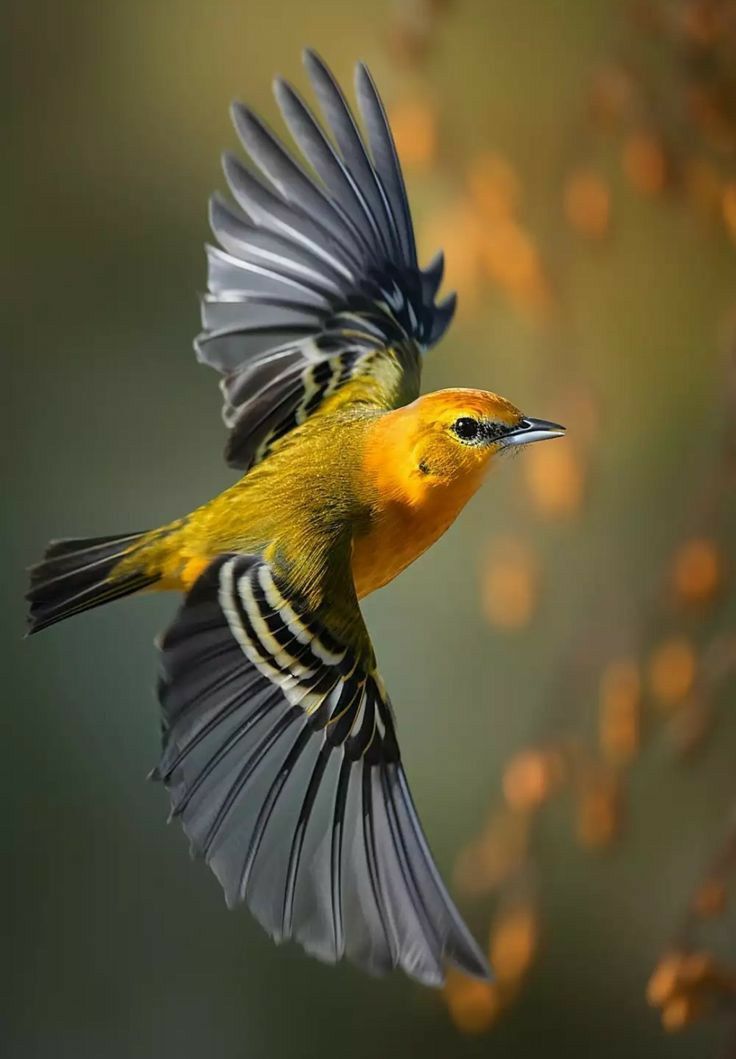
155 555 489 985
196 50 456 469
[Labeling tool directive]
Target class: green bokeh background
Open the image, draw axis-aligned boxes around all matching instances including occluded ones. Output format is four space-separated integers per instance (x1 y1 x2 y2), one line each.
5 2 736 1057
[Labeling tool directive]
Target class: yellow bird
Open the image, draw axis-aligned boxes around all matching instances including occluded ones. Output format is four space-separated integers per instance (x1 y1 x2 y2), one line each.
27 51 564 986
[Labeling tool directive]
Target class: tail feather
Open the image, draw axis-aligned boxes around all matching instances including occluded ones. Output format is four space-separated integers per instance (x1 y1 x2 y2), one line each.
26 532 159 635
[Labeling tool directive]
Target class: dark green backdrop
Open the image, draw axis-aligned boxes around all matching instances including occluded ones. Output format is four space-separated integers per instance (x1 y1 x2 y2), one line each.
6 2 736 1057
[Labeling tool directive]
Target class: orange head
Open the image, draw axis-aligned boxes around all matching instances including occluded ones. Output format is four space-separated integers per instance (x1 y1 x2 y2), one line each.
364 387 565 504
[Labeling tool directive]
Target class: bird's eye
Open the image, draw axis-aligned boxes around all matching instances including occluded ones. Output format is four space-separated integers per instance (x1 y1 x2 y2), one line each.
451 417 481 442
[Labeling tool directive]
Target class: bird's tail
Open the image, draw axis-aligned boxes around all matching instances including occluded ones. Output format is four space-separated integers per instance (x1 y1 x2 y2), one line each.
26 531 160 635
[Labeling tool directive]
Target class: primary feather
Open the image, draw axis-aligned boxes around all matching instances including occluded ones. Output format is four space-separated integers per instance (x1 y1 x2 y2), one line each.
156 555 489 984
196 49 456 470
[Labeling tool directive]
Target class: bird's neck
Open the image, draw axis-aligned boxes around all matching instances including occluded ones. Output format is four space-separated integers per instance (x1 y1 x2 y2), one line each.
353 413 489 597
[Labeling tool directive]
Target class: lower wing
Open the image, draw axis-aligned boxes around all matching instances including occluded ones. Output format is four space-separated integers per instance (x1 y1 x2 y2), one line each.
154 554 489 986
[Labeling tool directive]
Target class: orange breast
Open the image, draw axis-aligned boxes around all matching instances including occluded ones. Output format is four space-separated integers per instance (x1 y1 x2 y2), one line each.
351 472 484 598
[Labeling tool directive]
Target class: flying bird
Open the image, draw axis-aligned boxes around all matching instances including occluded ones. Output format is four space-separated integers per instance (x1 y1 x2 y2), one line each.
26 50 564 986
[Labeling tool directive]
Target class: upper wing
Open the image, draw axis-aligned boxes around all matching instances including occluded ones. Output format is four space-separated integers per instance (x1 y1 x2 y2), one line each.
196 50 456 470
154 554 489 986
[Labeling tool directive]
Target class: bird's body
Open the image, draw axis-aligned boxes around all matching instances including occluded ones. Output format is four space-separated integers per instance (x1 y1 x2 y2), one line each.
124 385 513 618
26 52 564 987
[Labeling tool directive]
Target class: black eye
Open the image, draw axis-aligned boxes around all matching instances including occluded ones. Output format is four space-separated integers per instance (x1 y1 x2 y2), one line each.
452 417 481 442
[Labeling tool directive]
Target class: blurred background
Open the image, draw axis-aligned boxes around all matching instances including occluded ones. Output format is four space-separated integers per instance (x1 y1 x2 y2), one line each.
5 1 736 1056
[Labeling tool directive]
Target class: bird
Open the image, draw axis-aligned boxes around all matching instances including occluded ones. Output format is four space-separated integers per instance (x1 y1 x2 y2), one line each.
26 50 565 987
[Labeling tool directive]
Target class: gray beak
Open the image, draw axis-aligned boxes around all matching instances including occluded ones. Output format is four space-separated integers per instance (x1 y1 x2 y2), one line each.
504 417 566 446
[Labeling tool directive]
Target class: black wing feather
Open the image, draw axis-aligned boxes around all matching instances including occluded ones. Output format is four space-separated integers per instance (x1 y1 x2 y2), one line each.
354 62 417 269
303 49 401 262
209 194 346 295
155 555 490 986
196 54 456 470
231 102 372 265
273 78 385 261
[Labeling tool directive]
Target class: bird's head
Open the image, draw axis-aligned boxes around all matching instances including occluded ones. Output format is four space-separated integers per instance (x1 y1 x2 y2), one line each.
364 387 565 504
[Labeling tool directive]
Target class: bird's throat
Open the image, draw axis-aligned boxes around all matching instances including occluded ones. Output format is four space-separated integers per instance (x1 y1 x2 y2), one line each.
351 466 487 598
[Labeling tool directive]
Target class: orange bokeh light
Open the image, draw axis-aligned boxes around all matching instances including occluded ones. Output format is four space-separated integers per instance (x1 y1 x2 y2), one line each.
622 133 667 195
648 637 697 710
482 538 539 630
564 170 611 238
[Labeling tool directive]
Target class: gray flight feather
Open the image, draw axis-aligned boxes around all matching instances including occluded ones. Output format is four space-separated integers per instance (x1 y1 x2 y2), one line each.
195 55 456 470
155 556 491 985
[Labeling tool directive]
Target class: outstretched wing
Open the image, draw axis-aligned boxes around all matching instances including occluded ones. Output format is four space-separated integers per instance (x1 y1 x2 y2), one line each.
154 554 489 986
197 50 456 470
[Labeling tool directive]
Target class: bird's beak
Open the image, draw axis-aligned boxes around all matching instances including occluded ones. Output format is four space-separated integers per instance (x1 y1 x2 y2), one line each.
504 417 566 447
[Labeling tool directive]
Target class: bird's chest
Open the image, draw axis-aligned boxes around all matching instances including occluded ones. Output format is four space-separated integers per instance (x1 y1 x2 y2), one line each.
350 476 480 598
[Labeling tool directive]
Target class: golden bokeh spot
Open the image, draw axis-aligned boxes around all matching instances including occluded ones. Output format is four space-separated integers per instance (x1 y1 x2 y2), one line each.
661 993 707 1033
462 152 552 316
490 905 538 985
467 152 520 221
523 441 585 519
421 201 484 314
622 133 667 195
479 218 549 307
442 969 503 1035
648 636 697 710
576 767 621 850
599 659 641 765
646 949 736 1032
691 878 727 919
502 748 566 812
482 537 539 630
672 537 723 606
647 950 716 1002
677 951 722 987
453 809 529 897
388 98 437 169
647 951 684 1007
564 170 611 239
